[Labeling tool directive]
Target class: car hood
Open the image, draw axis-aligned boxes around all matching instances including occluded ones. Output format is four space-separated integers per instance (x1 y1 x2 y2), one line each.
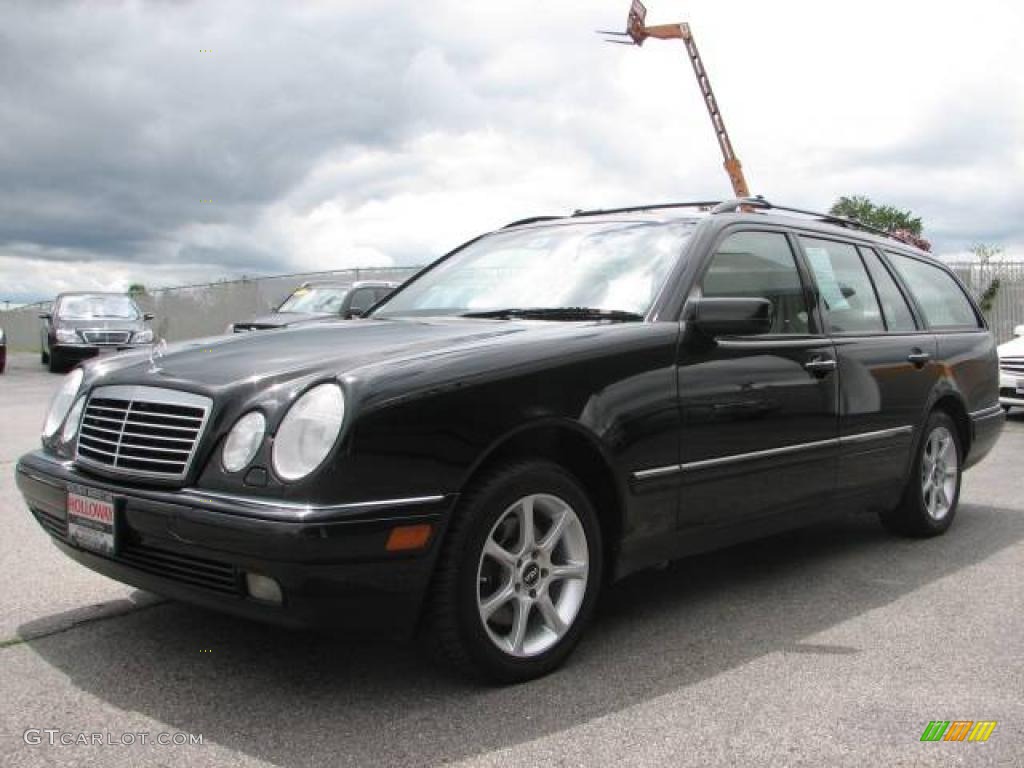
89 317 619 395
997 336 1024 357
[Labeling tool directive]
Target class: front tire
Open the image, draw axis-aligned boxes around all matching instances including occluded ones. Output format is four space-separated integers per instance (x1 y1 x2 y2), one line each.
880 410 962 537
48 348 65 373
425 461 603 684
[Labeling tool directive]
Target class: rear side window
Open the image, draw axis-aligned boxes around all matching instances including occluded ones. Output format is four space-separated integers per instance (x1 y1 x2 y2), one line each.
799 237 884 333
700 231 810 334
859 247 917 332
886 253 981 329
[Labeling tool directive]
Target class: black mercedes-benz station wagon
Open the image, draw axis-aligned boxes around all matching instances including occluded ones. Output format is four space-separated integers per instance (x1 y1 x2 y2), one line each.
16 197 1004 682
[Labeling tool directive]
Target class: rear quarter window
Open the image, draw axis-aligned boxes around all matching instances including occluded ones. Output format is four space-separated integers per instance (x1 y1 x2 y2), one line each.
886 252 981 330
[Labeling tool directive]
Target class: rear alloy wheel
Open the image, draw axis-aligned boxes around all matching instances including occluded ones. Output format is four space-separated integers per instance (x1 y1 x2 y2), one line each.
880 410 962 537
427 461 602 683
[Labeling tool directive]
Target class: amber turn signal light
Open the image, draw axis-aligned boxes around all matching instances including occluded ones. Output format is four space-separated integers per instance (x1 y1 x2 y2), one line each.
385 523 433 552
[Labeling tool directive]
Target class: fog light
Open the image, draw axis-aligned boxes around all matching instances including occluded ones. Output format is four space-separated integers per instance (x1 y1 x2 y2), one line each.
245 572 283 604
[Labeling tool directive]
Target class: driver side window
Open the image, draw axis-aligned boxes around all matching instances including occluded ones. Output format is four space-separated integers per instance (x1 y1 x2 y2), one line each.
698 231 811 334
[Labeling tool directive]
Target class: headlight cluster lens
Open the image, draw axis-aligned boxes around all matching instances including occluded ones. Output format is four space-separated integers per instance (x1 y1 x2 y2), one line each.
222 411 266 473
134 328 155 343
43 368 84 438
62 397 86 443
272 383 345 481
55 328 78 343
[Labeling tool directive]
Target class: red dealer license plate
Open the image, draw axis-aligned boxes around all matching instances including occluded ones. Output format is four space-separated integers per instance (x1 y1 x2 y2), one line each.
67 484 117 556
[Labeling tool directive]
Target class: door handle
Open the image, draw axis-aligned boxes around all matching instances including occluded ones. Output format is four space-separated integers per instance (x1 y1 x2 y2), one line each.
804 358 837 376
907 350 931 367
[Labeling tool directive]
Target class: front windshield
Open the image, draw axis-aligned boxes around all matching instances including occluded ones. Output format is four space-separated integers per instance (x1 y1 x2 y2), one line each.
372 220 695 319
278 285 349 314
58 295 139 320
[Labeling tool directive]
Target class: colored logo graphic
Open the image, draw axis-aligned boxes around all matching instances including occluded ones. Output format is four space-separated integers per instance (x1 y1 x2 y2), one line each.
920 721 997 742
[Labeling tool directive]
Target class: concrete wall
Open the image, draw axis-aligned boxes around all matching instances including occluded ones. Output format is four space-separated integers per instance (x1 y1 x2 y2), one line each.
0 266 421 350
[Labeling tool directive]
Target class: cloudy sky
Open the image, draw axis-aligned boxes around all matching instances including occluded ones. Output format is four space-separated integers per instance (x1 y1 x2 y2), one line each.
1 0 1022 303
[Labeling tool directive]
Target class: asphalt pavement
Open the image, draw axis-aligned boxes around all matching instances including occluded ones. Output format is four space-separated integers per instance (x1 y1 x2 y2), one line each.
0 351 1021 767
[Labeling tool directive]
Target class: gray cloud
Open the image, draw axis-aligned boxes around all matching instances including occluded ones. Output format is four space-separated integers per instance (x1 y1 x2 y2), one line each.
0 0 1022 302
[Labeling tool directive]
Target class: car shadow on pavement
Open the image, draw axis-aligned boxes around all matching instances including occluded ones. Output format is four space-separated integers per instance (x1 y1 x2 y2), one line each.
19 504 1024 767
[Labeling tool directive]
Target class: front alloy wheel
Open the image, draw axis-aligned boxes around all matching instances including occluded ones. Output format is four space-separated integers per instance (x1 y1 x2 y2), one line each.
476 493 589 658
426 461 603 683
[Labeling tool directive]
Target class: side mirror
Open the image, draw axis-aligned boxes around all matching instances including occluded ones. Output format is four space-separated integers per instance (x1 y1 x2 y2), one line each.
143 313 155 321
1015 324 1024 338
39 313 52 320
690 297 773 338
345 308 364 319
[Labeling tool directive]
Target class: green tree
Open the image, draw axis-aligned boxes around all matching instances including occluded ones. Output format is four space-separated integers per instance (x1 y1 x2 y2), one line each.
970 243 1003 314
128 283 146 297
970 243 1003 266
828 195 923 235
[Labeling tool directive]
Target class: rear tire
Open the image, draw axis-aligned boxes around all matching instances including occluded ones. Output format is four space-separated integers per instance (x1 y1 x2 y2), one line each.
424 460 603 684
880 410 962 537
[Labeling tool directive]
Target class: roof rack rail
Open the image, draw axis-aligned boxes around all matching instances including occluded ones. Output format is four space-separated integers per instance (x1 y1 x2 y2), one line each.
505 197 925 249
502 215 565 229
571 201 722 217
711 196 903 242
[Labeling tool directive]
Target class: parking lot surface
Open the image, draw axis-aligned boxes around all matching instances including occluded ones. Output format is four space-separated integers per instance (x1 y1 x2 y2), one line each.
1 351 1021 767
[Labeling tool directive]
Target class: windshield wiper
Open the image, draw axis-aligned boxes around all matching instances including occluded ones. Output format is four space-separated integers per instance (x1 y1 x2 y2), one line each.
460 307 644 322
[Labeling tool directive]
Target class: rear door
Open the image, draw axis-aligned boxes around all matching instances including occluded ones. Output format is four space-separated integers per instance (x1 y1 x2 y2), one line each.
798 237 938 509
677 229 839 531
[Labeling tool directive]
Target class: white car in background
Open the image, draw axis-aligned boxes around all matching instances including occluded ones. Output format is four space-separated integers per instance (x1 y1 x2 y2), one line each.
998 325 1024 411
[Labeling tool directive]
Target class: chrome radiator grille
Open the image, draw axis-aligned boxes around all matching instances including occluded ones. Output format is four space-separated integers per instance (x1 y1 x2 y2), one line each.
82 330 132 345
1000 357 1024 375
76 386 211 480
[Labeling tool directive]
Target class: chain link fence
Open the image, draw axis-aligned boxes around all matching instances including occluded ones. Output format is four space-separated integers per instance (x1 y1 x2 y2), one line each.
0 266 422 350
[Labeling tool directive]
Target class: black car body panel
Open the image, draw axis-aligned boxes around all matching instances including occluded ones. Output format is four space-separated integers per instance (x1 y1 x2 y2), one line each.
16 209 1004 632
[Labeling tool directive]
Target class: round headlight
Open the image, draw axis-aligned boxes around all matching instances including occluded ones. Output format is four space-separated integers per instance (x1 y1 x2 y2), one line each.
61 396 86 443
43 368 84 438
222 411 267 473
272 383 345 481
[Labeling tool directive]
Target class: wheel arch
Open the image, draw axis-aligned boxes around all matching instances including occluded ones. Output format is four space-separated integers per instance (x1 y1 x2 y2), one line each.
458 418 626 580
928 391 972 460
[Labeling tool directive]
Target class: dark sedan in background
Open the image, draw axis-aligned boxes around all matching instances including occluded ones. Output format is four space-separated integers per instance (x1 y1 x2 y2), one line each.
40 292 155 373
0 326 6 374
228 280 396 333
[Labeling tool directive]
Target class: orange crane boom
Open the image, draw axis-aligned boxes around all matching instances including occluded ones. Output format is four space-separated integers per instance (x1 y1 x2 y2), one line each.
601 2 751 198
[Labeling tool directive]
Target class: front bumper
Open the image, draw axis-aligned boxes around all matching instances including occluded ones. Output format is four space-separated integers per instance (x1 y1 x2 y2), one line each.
54 342 151 362
16 451 454 632
998 369 1024 409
